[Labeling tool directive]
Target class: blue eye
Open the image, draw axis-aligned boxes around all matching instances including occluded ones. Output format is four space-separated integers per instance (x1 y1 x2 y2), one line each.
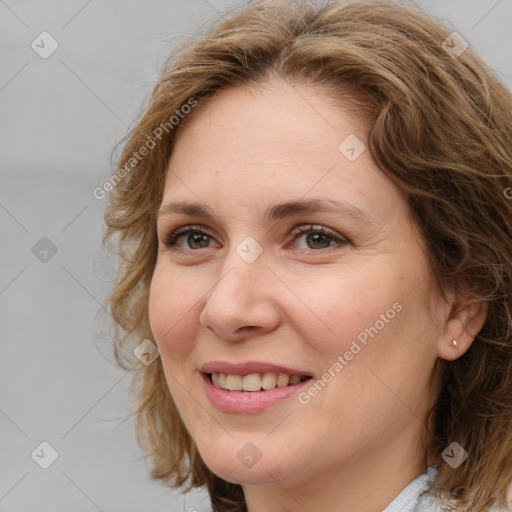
163 224 347 252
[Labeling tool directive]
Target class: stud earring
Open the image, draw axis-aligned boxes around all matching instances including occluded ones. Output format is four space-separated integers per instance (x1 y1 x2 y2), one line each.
450 339 458 348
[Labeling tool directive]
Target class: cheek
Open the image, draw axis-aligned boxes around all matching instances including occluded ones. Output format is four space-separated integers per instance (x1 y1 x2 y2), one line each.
288 267 397 346
148 265 197 361
292 262 431 390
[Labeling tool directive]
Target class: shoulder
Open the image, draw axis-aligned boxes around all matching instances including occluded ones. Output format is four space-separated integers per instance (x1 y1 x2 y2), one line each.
414 490 459 511
416 492 510 512
386 466 511 512
415 474 511 512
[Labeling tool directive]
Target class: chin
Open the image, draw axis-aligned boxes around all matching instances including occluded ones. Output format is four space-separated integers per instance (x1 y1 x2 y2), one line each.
193 435 289 486
206 457 282 486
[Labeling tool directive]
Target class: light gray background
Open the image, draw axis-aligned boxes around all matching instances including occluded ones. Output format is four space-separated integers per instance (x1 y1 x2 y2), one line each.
1 1 511 510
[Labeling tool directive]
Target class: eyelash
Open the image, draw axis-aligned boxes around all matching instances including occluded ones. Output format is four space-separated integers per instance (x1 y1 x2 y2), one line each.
163 224 348 254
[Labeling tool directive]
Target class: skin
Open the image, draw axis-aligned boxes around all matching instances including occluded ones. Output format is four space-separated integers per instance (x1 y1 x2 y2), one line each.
148 78 487 512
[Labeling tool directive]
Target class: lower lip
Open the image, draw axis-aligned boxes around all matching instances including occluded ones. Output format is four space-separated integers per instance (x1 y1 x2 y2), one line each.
201 373 312 414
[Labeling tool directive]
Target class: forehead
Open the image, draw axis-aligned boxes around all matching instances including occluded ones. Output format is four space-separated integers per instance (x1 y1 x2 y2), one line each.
171 79 368 159
163 79 399 218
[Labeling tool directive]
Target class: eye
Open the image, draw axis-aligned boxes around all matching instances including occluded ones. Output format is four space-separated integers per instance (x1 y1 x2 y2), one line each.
288 224 347 252
162 224 348 253
164 225 216 250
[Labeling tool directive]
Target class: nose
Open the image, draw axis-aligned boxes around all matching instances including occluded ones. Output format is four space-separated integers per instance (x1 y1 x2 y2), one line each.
199 252 281 342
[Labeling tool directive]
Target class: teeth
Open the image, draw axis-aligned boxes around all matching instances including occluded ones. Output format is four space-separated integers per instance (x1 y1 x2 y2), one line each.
242 373 262 392
289 375 302 385
225 374 243 391
277 373 289 387
211 372 307 392
261 372 277 390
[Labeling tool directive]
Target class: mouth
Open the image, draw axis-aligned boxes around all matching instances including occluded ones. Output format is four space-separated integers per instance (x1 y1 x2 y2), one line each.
205 372 313 392
199 361 314 412
200 370 314 414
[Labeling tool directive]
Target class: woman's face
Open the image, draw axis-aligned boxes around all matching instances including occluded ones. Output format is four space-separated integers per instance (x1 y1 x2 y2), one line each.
149 79 448 494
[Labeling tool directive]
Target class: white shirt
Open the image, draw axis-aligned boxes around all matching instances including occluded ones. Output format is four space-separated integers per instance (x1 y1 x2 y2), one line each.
383 466 509 511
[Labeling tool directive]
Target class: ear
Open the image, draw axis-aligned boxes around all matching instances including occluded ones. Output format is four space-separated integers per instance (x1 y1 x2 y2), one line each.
437 298 488 361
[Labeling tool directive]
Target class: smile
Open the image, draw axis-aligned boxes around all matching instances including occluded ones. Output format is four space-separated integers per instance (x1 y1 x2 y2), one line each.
201 372 313 414
209 372 310 391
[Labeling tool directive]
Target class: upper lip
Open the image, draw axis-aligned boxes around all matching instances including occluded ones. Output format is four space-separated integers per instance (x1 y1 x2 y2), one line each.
200 361 312 377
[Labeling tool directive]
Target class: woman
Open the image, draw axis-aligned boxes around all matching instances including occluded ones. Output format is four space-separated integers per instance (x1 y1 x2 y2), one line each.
103 0 512 510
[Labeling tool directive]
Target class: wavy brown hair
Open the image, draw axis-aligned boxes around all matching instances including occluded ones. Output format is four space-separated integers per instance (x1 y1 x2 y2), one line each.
102 0 512 510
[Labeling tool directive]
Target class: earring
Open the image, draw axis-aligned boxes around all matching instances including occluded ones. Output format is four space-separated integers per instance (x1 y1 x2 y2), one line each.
450 339 458 348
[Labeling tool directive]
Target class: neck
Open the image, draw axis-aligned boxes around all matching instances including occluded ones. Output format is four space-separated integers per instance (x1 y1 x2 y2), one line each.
242 423 428 512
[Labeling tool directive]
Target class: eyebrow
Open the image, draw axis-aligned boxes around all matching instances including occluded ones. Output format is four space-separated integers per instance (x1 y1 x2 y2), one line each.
157 198 373 226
